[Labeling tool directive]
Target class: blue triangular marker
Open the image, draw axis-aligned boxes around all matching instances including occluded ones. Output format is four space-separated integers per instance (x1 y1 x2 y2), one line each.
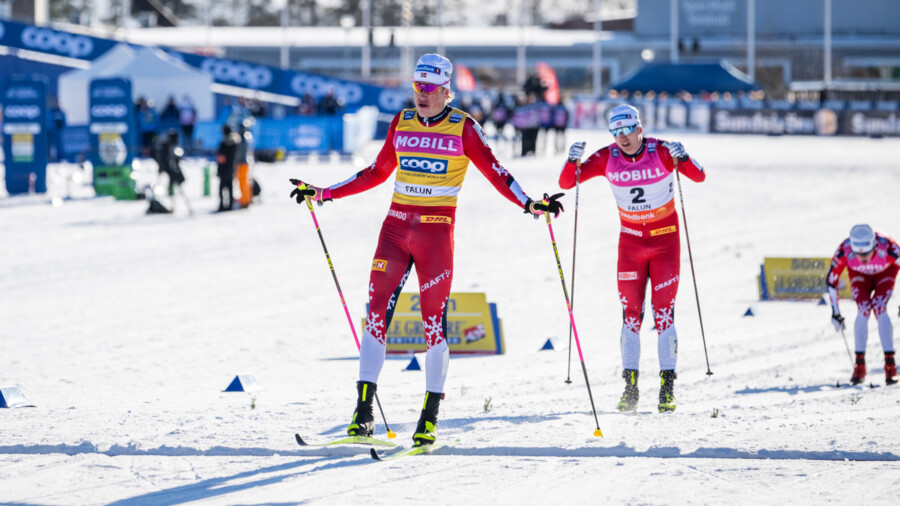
0 386 34 408
743 307 754 317
405 356 421 371
540 338 555 351
223 374 262 392
818 297 828 306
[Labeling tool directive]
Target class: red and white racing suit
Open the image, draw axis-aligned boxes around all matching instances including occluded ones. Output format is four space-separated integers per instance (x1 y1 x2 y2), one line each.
559 138 705 371
827 233 900 354
327 106 533 393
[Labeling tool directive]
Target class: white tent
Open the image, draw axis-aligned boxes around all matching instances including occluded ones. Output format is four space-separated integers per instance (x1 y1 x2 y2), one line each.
58 45 214 125
57 44 136 125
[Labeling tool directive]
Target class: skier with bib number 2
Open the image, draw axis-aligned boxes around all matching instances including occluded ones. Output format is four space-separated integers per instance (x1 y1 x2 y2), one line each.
290 54 563 447
558 104 705 413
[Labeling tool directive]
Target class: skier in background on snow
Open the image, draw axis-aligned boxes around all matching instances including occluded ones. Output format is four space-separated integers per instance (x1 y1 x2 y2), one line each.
827 224 900 385
559 104 706 413
289 53 563 447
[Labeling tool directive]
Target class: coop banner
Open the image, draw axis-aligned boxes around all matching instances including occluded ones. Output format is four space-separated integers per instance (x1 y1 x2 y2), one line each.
758 257 851 300
362 292 504 355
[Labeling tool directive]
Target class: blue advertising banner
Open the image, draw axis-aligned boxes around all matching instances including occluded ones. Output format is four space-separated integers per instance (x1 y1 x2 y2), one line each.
173 52 407 114
0 19 117 62
0 19 405 114
88 77 136 166
2 77 49 194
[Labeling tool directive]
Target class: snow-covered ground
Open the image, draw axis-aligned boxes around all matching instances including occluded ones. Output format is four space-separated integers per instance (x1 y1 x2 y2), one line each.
1 131 899 504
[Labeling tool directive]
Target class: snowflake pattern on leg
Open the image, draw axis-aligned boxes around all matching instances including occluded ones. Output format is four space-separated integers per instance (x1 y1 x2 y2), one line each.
368 282 375 304
619 291 628 308
654 303 675 332
423 300 447 347
858 300 872 318
365 312 386 345
872 293 889 317
623 316 641 334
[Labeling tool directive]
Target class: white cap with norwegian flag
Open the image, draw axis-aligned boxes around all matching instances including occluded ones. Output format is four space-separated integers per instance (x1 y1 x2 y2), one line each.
414 54 453 89
608 104 641 129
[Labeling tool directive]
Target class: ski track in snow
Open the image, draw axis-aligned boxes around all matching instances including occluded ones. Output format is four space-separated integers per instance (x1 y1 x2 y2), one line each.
1 131 899 504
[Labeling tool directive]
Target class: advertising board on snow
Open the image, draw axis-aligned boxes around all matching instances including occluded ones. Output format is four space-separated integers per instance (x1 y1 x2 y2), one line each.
758 257 851 300
361 292 505 356
2 77 48 195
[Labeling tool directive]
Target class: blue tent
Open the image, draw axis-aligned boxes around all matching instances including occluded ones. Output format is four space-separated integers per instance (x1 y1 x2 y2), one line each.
610 61 760 94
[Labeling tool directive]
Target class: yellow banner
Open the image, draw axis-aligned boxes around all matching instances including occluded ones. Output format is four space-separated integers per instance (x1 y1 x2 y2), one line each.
759 257 851 300
362 292 504 355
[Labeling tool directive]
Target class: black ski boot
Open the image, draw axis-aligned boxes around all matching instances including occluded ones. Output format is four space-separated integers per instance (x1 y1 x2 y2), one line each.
347 381 376 437
616 369 639 412
659 370 677 413
412 391 441 446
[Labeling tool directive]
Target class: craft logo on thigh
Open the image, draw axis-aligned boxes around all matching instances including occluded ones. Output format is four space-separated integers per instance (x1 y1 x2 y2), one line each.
618 271 638 280
421 215 451 224
372 259 388 272
651 225 677 236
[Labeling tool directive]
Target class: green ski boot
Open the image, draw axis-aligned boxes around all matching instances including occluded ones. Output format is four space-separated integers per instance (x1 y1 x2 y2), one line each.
616 369 639 412
347 381 376 437
412 391 441 446
658 370 677 413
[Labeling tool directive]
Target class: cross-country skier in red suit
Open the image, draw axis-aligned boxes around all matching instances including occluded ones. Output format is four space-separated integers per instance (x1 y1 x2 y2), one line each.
558 104 705 413
827 224 900 385
290 54 563 447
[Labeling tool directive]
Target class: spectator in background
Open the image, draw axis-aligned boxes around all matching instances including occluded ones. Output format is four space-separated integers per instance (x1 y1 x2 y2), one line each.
227 97 251 129
248 99 266 118
552 101 570 155
179 95 197 153
537 99 553 155
215 124 240 212
298 93 318 115
160 95 180 130
512 94 540 156
235 119 254 209
48 97 66 163
319 87 344 115
490 92 511 143
155 129 186 196
137 98 159 156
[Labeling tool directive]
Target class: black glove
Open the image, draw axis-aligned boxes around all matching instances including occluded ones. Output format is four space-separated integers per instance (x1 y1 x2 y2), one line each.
289 178 330 205
525 192 565 219
831 313 845 332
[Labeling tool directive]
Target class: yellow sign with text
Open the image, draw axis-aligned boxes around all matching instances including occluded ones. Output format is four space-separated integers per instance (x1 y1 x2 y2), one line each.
758 257 851 300
361 292 505 355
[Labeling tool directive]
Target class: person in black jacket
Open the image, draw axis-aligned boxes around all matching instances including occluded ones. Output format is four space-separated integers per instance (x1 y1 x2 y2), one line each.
155 129 185 190
216 124 240 212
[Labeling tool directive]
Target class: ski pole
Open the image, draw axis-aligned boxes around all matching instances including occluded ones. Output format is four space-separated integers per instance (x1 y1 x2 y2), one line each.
300 186 396 439
674 163 713 376
565 162 581 384
839 327 854 369
542 196 603 437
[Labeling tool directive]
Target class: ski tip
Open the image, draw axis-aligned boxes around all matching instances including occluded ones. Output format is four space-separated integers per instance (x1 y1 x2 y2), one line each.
387 430 397 439
593 428 604 438
295 434 308 446
370 448 383 461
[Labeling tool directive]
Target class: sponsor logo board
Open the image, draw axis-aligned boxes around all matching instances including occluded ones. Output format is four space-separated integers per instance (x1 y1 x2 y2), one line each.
758 257 851 300
361 292 505 355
